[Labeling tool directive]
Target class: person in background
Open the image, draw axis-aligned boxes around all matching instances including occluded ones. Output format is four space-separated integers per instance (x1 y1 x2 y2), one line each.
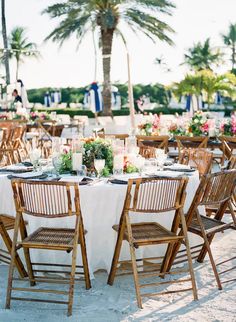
12 89 22 103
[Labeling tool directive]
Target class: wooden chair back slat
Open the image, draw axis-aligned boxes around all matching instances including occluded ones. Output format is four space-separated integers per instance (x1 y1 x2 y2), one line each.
12 180 79 218
179 148 213 176
187 170 236 216
128 177 187 213
136 135 169 153
175 136 208 155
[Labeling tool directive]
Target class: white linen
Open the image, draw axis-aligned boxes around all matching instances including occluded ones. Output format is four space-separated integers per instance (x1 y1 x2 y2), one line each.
0 172 201 276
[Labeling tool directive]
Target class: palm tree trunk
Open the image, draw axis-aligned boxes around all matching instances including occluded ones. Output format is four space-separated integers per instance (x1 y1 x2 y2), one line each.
101 29 113 116
16 58 19 80
1 0 10 84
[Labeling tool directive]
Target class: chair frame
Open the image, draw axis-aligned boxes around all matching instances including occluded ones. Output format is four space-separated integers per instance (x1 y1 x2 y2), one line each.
161 170 236 290
0 214 27 278
136 135 169 153
5 180 91 316
107 177 198 308
179 148 213 177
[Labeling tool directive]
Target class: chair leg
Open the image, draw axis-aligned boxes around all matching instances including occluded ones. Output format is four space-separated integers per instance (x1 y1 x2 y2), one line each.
23 247 36 287
79 227 91 290
5 214 21 309
129 244 142 308
67 244 78 316
196 212 222 290
180 210 198 300
0 222 27 278
107 221 126 286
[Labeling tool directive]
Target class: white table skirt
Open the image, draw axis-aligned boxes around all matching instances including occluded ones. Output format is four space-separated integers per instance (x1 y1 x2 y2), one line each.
0 172 201 277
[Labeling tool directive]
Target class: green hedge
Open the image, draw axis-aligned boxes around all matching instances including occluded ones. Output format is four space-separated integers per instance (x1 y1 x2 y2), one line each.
34 106 236 118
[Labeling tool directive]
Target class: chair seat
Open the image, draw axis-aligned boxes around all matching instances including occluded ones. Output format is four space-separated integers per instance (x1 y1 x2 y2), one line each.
20 227 81 250
0 214 16 230
113 222 183 247
188 215 231 235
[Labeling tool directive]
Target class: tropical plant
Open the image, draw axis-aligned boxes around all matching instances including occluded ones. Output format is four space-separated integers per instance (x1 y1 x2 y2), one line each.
1 0 10 83
43 0 175 116
200 70 236 108
222 23 236 71
9 26 39 80
171 73 203 109
183 38 223 71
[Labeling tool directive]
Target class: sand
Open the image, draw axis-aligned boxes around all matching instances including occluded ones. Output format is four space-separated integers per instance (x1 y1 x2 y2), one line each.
0 228 235 322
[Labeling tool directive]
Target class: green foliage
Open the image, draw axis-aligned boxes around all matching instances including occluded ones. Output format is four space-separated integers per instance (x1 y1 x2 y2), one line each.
9 26 39 79
222 23 236 71
83 139 113 174
60 150 72 173
28 83 169 109
183 38 222 71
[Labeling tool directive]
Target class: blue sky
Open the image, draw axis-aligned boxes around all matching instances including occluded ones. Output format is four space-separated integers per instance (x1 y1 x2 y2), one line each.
3 0 236 88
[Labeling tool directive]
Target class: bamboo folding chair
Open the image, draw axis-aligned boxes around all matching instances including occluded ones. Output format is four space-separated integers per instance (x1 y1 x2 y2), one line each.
162 170 236 289
0 214 27 278
98 133 129 143
179 148 213 177
136 135 169 154
138 142 156 159
107 177 198 308
206 155 236 218
220 136 236 161
6 180 91 316
175 136 208 155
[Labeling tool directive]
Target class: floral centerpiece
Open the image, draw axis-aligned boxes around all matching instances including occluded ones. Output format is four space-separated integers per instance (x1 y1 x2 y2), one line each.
168 122 187 136
168 112 210 137
58 138 141 176
59 138 113 176
29 111 51 122
82 138 113 176
138 114 160 135
220 115 236 136
187 111 210 136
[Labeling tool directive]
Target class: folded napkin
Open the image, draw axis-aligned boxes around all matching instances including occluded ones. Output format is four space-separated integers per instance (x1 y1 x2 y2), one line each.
8 172 48 180
108 178 128 185
0 164 33 173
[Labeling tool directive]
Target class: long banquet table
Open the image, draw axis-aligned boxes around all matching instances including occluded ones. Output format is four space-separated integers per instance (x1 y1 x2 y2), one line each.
0 172 201 277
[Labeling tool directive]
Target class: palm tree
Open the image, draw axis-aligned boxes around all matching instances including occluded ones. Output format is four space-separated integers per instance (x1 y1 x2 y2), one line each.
183 38 223 71
43 0 175 116
199 70 235 108
9 26 39 80
222 23 236 72
172 74 203 109
1 0 10 84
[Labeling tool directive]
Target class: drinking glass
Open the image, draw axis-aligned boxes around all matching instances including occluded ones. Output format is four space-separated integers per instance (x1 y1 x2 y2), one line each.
157 154 167 170
94 159 105 178
144 158 157 174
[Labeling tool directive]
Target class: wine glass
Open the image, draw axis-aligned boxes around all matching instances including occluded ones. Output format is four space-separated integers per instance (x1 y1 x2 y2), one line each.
94 159 105 178
52 155 62 175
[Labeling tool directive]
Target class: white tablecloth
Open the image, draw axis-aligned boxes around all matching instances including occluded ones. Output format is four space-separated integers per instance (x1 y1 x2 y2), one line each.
0 172 201 276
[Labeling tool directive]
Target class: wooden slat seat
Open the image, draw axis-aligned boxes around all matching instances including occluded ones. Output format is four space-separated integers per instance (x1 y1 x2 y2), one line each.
113 222 183 247
188 216 232 235
21 227 77 249
0 214 15 230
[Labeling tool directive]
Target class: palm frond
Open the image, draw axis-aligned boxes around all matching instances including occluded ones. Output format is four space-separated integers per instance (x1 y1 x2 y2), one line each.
124 9 174 44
